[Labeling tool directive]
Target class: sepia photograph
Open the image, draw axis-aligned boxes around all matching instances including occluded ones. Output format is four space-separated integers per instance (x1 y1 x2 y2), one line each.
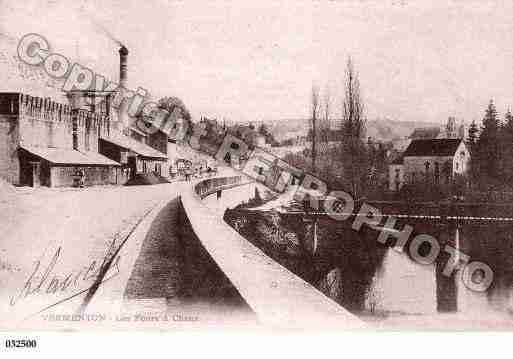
1 0 513 355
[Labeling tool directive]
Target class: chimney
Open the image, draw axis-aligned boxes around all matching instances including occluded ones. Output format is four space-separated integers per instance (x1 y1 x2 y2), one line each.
118 46 129 133
119 46 128 88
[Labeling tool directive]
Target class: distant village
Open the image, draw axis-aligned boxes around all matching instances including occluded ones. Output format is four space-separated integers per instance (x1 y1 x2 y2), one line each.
217 116 469 198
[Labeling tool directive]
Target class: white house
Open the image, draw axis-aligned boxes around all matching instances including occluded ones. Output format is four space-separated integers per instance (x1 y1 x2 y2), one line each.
389 138 470 191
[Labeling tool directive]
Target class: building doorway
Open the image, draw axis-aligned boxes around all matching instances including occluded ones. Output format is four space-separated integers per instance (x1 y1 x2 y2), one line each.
128 156 137 179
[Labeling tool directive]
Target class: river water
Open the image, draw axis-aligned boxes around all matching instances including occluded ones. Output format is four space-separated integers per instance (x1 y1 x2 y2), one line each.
213 183 513 329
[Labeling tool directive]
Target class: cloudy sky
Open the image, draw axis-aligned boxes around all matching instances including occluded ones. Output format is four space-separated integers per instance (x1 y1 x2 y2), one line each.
1 0 513 124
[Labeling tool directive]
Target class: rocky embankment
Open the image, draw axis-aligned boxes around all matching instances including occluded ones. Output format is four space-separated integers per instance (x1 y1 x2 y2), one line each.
223 205 388 313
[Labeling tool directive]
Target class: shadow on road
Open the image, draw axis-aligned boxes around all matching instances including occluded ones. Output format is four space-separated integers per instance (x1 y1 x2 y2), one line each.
123 197 255 320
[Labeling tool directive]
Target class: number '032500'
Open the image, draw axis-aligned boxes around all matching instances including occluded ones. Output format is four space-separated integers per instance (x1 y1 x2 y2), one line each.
5 339 37 348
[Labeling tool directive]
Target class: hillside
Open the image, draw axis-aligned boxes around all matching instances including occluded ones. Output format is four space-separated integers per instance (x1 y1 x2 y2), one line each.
260 117 440 142
366 118 440 141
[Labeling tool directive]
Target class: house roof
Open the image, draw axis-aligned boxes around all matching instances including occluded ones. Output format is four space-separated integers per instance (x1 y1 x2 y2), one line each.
21 145 121 166
100 134 167 160
129 125 149 137
409 127 441 139
403 139 463 157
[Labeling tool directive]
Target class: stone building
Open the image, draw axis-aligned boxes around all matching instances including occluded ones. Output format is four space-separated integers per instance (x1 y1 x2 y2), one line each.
94 46 168 179
389 138 470 191
66 87 167 182
0 35 168 186
99 128 168 178
0 92 121 187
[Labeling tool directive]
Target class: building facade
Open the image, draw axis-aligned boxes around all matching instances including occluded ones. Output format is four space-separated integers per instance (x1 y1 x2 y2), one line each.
389 138 470 191
0 92 121 187
0 34 171 187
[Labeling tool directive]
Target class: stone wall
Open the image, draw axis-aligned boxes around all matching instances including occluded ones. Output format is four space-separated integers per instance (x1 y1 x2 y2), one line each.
0 92 114 186
17 94 73 149
403 155 454 184
50 166 117 187
5 93 107 153
75 109 105 153
0 113 20 184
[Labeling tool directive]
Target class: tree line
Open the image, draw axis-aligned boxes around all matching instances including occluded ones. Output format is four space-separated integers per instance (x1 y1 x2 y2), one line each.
467 100 513 192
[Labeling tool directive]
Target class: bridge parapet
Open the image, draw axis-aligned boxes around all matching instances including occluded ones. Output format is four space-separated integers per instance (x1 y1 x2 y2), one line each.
181 175 366 329
194 175 247 199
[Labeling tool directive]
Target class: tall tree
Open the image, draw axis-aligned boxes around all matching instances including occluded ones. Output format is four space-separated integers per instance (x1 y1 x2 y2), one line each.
499 109 513 183
310 85 320 173
340 57 367 197
321 86 331 145
477 100 500 180
467 120 479 152
481 100 500 137
319 87 332 161
342 57 365 140
504 109 513 133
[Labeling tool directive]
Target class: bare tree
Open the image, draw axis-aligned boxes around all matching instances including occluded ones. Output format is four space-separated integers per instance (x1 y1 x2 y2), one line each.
318 86 332 170
323 86 331 124
342 57 365 140
310 84 320 173
322 86 331 141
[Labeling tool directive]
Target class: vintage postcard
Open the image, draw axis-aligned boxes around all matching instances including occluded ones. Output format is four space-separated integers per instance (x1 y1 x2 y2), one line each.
1 1 513 349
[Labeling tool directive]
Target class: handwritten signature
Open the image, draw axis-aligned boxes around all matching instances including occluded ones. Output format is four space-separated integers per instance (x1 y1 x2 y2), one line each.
9 241 121 307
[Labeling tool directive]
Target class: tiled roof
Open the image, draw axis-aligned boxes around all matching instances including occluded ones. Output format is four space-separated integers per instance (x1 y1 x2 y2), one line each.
21 145 121 166
403 139 462 157
100 134 167 159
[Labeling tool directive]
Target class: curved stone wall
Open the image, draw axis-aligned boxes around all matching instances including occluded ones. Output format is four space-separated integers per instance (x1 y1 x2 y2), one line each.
181 175 366 329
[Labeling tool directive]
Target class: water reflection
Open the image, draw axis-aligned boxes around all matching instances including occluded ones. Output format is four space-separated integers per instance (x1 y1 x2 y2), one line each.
216 185 513 329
